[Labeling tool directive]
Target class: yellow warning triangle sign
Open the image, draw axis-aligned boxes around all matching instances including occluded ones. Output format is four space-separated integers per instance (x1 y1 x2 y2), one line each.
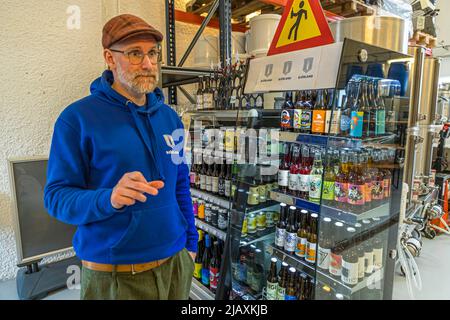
267 0 334 56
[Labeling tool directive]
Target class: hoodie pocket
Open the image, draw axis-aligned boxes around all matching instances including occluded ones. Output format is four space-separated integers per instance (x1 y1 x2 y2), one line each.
110 203 188 252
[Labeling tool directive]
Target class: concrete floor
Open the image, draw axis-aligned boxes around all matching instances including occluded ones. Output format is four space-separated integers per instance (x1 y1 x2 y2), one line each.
1 235 450 300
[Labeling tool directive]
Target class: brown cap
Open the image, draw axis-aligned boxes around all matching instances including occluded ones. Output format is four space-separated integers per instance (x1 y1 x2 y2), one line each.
102 14 163 49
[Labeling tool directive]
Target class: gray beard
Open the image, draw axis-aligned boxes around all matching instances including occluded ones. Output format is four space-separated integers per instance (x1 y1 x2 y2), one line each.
116 65 159 95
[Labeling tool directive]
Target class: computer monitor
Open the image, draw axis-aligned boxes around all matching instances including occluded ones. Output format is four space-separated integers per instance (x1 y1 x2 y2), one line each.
8 157 76 266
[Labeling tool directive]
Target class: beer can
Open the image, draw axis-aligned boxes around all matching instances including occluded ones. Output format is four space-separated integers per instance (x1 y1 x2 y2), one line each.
198 200 205 220
218 209 228 230
265 211 274 227
242 215 248 237
272 210 280 224
211 206 219 227
192 198 198 217
247 187 260 206
256 211 267 231
247 213 257 234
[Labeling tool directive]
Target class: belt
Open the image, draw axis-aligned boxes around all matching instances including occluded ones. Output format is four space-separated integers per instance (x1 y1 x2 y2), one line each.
82 257 170 275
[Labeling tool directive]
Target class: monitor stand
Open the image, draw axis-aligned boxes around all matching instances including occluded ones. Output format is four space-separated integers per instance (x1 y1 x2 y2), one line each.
16 256 81 300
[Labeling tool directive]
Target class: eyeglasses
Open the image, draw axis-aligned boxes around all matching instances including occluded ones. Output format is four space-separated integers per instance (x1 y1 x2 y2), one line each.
110 48 161 65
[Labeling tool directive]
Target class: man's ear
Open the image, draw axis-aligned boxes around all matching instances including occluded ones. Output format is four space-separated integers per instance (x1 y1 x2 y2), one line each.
104 49 116 70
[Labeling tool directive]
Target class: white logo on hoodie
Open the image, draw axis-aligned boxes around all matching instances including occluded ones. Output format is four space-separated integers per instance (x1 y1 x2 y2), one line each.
164 134 178 155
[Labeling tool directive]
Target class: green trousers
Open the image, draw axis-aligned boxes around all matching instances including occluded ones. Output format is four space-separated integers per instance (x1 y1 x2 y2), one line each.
80 248 194 300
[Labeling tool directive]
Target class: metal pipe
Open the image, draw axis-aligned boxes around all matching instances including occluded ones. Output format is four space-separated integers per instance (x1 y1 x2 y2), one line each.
404 46 426 206
178 0 219 67
219 0 232 67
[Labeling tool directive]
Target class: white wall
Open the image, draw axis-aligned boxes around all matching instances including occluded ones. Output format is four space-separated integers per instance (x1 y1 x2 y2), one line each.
0 0 217 282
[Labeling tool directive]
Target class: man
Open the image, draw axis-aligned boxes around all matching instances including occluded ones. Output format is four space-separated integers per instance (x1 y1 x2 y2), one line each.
44 14 197 300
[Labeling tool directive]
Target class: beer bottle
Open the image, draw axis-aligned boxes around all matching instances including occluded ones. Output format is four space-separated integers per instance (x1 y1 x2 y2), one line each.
288 145 300 196
199 162 206 190
312 90 327 134
362 219 374 276
347 152 365 213
367 79 377 136
350 78 364 138
354 222 366 283
266 257 279 300
300 91 312 134
278 143 291 193
246 244 257 288
372 217 384 271
293 91 303 133
329 221 345 278
297 274 307 300
317 217 333 272
295 209 308 258
209 241 220 293
360 79 372 137
275 203 288 249
280 91 294 132
218 164 226 197
276 262 289 300
225 164 232 198
285 267 298 300
309 149 324 203
329 89 341 135
340 94 351 137
381 149 392 202
305 213 319 264
195 155 201 189
196 76 204 111
298 145 311 199
212 163 219 195
361 151 373 211
341 227 359 286
374 79 386 136
193 230 204 280
189 154 196 188
335 150 349 210
201 234 212 287
322 151 336 206
203 76 214 110
251 248 264 293
284 206 298 255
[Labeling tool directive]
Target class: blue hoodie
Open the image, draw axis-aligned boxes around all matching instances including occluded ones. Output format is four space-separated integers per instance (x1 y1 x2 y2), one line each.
44 70 198 264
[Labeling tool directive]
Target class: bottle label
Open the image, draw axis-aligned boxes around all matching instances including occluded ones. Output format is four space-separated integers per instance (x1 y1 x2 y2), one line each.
285 294 297 300
284 232 297 253
348 184 365 205
206 176 212 191
209 267 219 290
365 251 374 274
335 182 348 203
350 111 364 137
203 93 213 109
364 181 372 203
193 263 202 279
329 252 342 276
373 248 383 270
190 172 196 184
306 242 317 263
281 110 292 130
266 281 278 300
212 177 219 193
200 174 206 189
278 170 289 187
330 110 341 135
322 180 335 201
288 172 299 191
275 227 286 248
225 180 231 197
383 178 390 198
309 175 322 199
301 110 312 131
218 214 227 230
340 113 351 132
375 109 386 135
201 268 210 286
318 246 331 270
299 174 310 192
372 181 384 200
342 260 359 285
293 109 302 130
295 236 307 258
197 95 203 110
241 217 248 236
358 256 365 280
312 110 326 133
277 286 286 300
218 179 225 195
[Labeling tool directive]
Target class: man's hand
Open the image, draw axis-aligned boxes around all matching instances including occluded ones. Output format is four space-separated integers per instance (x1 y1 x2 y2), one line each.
189 251 196 262
111 171 165 210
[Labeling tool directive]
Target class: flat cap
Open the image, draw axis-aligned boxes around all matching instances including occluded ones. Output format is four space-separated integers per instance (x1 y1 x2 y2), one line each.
102 14 163 49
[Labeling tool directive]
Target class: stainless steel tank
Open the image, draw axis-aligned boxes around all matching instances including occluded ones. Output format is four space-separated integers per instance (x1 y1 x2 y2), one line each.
329 16 409 54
